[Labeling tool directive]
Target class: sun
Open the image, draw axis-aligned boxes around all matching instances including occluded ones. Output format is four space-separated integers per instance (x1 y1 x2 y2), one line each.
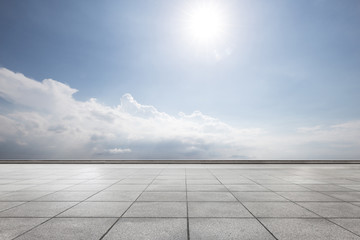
184 2 227 46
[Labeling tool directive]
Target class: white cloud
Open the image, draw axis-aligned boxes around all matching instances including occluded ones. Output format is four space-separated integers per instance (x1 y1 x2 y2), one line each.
1 67 360 160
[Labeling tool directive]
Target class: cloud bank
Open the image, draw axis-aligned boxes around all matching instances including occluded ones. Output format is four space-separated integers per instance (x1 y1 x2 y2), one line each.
1 68 360 160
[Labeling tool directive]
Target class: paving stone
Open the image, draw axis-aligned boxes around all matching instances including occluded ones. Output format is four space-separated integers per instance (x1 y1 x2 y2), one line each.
331 219 360 236
189 218 275 240
0 202 77 217
277 192 340 202
58 202 132 217
243 202 318 217
226 185 269 192
326 192 360 201
137 192 186 201
187 185 228 192
123 202 187 217
298 202 360 217
260 218 360 240
106 185 148 191
146 185 186 192
302 184 353 192
0 218 48 240
233 192 288 202
16 218 116 240
103 218 187 240
0 191 52 201
86 191 141 201
34 191 95 201
187 192 237 201
264 185 310 191
188 202 252 217
0 202 25 212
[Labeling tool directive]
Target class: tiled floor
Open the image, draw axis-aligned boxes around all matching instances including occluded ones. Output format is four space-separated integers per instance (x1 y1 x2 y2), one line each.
0 164 360 239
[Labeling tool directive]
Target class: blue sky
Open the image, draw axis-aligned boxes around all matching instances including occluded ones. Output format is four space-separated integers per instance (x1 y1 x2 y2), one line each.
0 0 360 159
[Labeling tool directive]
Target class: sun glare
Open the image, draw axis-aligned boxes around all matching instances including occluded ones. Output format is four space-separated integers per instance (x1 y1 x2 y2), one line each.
185 2 227 46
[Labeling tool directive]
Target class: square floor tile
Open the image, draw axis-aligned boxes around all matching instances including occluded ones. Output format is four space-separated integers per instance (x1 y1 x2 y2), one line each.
86 191 141 201
188 202 252 217
107 185 148 191
226 185 269 192
16 218 116 240
298 202 360 217
0 218 48 240
0 202 77 217
123 202 187 217
331 219 360 236
0 202 24 211
243 202 317 217
0 191 52 201
233 192 288 202
34 191 95 201
187 180 221 185
187 185 228 192
277 192 340 202
189 218 275 240
146 185 186 192
187 192 236 201
260 218 360 240
264 185 310 191
103 218 187 240
302 184 353 192
326 192 360 201
137 192 186 201
58 202 132 217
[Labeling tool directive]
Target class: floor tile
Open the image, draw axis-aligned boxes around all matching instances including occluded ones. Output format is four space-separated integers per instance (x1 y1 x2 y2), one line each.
243 202 317 217
103 218 187 240
0 202 77 217
137 192 186 201
34 191 95 201
187 185 228 192
16 218 116 240
326 192 360 201
0 202 25 212
123 202 187 217
226 185 269 192
277 192 340 202
187 192 237 201
298 202 360 217
146 185 186 192
233 192 288 202
260 218 360 240
0 218 48 240
189 218 275 240
331 218 360 236
58 202 132 217
188 202 252 217
86 191 141 201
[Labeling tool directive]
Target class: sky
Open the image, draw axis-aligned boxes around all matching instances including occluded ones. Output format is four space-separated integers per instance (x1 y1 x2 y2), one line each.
0 0 360 159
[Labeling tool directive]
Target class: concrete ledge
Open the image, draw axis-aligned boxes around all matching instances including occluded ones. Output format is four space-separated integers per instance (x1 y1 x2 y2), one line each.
0 160 360 164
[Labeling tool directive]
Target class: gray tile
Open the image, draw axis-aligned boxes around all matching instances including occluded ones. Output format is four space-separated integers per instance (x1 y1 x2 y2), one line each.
340 185 360 191
58 202 132 217
298 202 360 217
34 191 95 201
187 192 237 201
0 202 25 211
264 185 310 191
326 192 360 201
187 180 221 185
188 202 252 217
16 218 116 240
187 185 228 192
0 202 77 217
189 218 275 240
302 184 353 192
226 185 269 192
277 192 340 202
64 184 109 191
107 185 148 191
152 180 185 185
331 219 360 236
146 185 186 192
0 191 52 201
260 218 360 240
0 218 48 240
243 202 317 217
86 191 141 201
123 202 187 217
233 192 288 202
137 192 186 201
103 218 187 240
